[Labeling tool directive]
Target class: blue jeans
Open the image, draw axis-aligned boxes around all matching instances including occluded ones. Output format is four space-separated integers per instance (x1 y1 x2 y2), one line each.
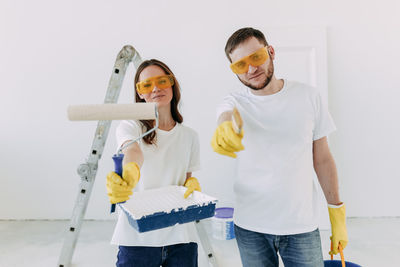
116 242 198 267
234 225 323 267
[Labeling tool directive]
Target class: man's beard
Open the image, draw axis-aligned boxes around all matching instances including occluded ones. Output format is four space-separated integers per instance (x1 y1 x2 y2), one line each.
239 62 274 90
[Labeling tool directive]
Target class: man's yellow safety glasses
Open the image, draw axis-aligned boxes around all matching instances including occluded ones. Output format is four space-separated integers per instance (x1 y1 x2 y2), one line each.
230 47 269 74
136 74 175 94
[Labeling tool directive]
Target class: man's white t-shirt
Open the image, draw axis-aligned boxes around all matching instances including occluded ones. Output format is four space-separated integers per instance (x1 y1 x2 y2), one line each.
111 121 201 246
216 80 336 235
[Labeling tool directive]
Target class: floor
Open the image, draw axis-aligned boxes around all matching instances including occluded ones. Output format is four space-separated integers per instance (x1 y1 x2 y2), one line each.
0 218 398 267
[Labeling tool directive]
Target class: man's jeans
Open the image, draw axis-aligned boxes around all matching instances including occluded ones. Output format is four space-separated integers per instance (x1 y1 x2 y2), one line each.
234 225 324 267
116 242 198 267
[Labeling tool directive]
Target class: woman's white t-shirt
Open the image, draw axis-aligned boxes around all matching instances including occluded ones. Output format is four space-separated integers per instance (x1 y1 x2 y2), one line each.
111 121 201 246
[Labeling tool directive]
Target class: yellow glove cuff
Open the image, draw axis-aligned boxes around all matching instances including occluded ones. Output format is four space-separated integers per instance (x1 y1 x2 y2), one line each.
221 121 244 139
122 162 140 188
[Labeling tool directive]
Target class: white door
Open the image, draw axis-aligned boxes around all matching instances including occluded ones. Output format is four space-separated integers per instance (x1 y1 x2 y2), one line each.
267 26 330 230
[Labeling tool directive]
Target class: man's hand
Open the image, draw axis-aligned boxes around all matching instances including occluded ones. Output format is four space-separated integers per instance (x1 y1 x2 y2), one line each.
328 203 349 255
211 121 244 158
183 177 201 198
106 162 140 204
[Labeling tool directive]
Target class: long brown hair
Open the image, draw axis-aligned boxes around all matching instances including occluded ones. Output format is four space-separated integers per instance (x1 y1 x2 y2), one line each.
134 59 183 145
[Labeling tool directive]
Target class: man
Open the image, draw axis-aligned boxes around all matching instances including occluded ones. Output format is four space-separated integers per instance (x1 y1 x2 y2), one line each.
211 27 348 267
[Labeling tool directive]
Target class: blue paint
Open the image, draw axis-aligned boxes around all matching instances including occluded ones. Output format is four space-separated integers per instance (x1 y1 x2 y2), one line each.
121 202 216 233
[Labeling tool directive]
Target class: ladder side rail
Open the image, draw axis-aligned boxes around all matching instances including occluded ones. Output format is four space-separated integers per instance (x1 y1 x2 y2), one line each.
195 220 219 267
58 46 136 267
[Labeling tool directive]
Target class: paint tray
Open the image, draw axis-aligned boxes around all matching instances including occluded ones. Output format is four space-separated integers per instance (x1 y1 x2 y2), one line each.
119 185 218 233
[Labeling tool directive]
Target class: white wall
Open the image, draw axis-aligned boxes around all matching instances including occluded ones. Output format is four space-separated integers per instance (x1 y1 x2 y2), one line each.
1 0 399 219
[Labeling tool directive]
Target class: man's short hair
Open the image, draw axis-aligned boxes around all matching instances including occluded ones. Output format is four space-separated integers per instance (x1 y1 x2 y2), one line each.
225 27 269 62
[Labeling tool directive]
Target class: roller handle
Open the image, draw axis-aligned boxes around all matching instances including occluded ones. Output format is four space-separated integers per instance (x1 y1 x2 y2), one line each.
330 242 345 267
110 154 124 213
232 107 243 134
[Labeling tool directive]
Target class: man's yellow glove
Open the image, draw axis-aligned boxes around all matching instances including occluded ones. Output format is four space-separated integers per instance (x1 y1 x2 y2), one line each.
106 162 140 204
211 121 244 158
183 177 201 198
328 203 349 255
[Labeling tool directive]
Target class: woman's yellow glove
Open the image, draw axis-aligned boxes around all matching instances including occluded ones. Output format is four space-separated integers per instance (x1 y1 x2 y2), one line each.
183 177 201 198
211 121 244 158
106 162 140 204
328 203 349 255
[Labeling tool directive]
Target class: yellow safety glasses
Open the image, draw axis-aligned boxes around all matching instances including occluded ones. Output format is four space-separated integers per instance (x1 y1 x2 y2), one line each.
230 47 269 74
136 74 175 94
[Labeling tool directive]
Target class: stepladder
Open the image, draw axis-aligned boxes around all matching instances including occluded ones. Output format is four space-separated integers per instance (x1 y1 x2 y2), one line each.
58 45 219 267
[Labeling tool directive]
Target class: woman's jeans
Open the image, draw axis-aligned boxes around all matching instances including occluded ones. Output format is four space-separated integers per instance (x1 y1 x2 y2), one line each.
116 242 198 267
234 225 324 267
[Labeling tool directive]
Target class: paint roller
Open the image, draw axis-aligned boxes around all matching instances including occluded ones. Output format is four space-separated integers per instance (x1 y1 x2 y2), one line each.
67 103 159 212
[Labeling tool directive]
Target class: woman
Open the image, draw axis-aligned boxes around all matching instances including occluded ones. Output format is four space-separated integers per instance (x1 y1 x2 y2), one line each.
106 59 201 267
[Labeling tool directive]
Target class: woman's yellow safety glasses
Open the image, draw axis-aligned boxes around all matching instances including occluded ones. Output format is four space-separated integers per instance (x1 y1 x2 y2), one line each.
136 74 175 94
230 47 269 74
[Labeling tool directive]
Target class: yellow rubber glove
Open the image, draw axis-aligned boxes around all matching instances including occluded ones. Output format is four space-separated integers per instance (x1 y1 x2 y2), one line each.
183 177 201 198
328 203 349 255
106 162 140 204
211 121 244 158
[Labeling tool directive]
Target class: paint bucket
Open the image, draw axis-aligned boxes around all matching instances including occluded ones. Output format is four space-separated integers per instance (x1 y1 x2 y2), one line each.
324 260 362 267
212 207 235 240
324 242 362 267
